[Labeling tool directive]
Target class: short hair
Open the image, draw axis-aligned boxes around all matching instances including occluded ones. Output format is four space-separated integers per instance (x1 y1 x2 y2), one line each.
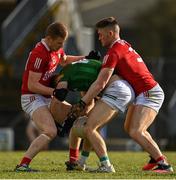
45 22 68 39
96 17 120 32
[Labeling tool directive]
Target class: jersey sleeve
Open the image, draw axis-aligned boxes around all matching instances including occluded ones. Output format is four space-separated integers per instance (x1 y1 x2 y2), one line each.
101 51 119 69
27 52 48 73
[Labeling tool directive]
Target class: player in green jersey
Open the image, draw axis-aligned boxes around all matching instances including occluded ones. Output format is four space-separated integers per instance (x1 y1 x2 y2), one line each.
57 58 102 91
51 57 135 173
50 58 102 134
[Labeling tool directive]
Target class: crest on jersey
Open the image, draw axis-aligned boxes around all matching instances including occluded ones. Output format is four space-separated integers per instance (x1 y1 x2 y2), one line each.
52 56 56 64
58 53 61 59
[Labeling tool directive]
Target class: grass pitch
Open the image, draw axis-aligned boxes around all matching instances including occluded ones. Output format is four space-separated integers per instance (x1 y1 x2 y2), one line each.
0 151 175 179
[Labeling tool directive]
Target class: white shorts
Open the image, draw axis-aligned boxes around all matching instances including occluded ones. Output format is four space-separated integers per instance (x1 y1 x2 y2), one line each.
134 84 164 113
21 94 51 117
101 80 135 113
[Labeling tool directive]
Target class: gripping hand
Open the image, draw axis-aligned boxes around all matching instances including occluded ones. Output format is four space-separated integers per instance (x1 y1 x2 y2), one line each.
85 50 101 60
70 99 86 118
59 100 86 136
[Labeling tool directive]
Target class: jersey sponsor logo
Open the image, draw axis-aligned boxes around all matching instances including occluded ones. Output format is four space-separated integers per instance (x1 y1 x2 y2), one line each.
34 58 42 69
42 66 57 81
103 54 109 65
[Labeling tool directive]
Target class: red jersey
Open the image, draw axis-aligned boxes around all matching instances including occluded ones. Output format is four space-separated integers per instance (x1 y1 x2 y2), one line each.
21 40 65 95
101 39 157 95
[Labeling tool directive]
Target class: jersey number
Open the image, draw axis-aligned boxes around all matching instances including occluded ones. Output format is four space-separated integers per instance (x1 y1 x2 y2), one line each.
129 47 143 62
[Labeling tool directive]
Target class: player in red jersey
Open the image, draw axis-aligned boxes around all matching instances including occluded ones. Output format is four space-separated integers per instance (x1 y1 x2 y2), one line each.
70 17 173 173
15 22 85 172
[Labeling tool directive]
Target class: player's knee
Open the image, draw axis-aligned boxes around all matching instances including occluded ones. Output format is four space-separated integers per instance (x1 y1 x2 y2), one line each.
84 124 94 136
128 128 143 140
124 123 129 133
44 126 57 140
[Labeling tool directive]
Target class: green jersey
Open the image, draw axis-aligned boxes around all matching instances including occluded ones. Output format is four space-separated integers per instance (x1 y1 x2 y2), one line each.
60 59 102 91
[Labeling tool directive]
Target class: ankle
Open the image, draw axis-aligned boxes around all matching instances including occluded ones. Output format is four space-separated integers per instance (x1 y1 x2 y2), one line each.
156 155 168 165
20 157 31 166
100 156 111 167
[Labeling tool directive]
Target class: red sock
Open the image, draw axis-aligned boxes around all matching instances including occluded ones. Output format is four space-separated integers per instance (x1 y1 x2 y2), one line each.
20 157 32 166
69 148 79 163
156 155 167 164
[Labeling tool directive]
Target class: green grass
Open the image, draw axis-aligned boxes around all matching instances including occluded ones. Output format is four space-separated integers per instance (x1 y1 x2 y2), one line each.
0 151 175 179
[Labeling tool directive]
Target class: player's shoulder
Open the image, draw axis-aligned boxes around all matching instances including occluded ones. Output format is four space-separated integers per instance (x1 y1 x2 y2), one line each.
114 39 131 48
110 39 131 55
32 42 48 58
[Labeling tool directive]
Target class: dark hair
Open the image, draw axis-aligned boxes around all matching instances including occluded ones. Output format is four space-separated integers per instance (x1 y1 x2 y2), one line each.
96 17 118 29
45 22 68 39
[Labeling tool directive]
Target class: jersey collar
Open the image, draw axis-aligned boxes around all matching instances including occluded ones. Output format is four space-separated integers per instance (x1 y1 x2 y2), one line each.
110 38 121 48
41 39 51 51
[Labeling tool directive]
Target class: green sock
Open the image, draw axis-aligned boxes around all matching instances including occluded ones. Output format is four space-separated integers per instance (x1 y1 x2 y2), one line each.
100 156 111 167
79 151 90 165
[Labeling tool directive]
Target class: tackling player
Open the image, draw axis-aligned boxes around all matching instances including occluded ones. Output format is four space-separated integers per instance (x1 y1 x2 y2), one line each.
50 58 102 131
15 22 86 172
50 59 135 173
70 17 173 173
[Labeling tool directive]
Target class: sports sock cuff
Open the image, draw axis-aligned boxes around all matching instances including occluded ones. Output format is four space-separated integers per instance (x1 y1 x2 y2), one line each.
156 156 165 162
81 151 90 157
156 155 168 165
69 148 79 163
100 156 109 162
20 157 32 166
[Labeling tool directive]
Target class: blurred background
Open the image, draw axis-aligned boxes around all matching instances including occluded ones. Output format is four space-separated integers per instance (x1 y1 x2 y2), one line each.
0 0 176 151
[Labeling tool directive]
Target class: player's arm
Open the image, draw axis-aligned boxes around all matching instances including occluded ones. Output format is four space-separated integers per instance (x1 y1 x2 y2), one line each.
65 50 101 64
81 67 114 105
66 67 113 121
59 50 101 66
60 55 85 66
28 71 54 96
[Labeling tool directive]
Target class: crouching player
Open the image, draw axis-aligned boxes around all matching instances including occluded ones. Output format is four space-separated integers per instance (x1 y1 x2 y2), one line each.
50 58 135 173
65 75 135 173
50 58 102 135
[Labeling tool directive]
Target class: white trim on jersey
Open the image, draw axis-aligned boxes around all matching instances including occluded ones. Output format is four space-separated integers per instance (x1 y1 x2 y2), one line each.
34 58 42 69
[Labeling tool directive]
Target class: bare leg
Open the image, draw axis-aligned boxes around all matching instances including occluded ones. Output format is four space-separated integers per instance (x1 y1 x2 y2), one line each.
50 97 72 124
84 100 117 158
24 106 57 159
124 104 162 160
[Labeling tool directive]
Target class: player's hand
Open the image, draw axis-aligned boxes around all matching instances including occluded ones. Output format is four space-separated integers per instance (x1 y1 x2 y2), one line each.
70 99 86 118
59 114 77 137
85 50 101 60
